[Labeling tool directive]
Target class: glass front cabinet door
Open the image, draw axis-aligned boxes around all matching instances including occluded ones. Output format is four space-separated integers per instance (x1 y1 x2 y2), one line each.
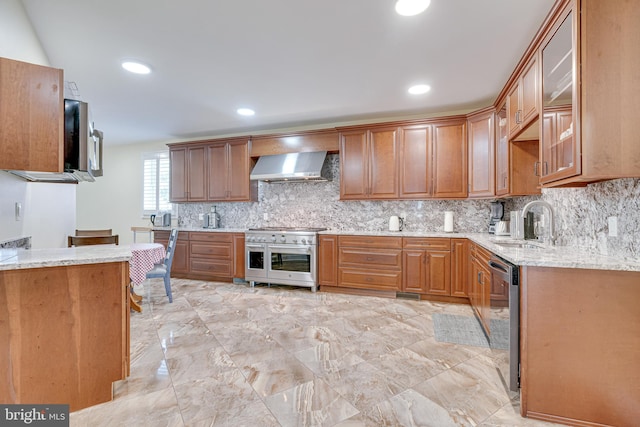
540 5 578 183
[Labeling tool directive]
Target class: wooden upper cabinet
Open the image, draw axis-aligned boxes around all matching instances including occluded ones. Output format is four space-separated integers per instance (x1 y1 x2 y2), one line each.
467 109 495 198
207 143 227 200
339 130 368 199
495 103 509 196
227 141 254 200
207 139 256 202
170 145 206 202
170 138 256 203
398 124 432 199
207 139 257 202
339 126 398 200
0 57 63 172
508 56 539 139
187 146 207 201
169 148 188 202
432 120 468 198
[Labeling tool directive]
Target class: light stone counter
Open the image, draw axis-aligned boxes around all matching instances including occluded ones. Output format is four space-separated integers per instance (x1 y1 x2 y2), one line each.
0 245 132 271
318 230 640 272
152 227 247 233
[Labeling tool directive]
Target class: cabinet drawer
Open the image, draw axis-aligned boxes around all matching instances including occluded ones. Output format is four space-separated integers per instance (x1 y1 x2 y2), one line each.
338 236 402 249
154 231 189 242
475 245 491 266
190 242 232 258
403 238 450 250
189 232 233 243
338 268 402 291
190 259 232 277
339 248 402 269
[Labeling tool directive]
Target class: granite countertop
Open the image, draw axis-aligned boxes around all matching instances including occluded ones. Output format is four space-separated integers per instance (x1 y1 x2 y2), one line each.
0 245 132 271
152 226 247 233
318 230 640 272
3 228 638 273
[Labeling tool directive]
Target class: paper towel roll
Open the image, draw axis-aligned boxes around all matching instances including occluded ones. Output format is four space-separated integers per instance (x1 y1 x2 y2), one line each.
444 211 454 232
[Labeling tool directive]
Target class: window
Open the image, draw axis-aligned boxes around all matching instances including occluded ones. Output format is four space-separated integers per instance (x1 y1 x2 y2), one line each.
142 151 171 216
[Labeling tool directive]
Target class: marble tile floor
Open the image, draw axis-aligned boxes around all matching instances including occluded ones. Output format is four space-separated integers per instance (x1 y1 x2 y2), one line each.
71 279 563 427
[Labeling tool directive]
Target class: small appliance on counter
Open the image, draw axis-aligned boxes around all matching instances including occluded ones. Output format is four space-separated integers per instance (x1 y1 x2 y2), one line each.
204 206 220 229
151 212 171 227
488 201 504 234
495 220 510 236
389 215 404 232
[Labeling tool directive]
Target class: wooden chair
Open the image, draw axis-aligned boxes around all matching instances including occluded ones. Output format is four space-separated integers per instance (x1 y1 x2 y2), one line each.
74 229 113 237
68 229 119 247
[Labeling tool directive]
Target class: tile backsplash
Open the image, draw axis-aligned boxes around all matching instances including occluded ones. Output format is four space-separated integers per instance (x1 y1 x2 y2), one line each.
177 155 501 234
176 154 640 260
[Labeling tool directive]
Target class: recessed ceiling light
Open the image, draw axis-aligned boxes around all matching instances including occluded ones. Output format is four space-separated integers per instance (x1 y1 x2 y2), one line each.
237 108 255 116
121 61 151 75
408 84 431 95
395 0 431 16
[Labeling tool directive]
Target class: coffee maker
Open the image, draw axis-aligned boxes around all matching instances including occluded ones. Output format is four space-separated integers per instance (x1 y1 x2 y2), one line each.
488 201 504 234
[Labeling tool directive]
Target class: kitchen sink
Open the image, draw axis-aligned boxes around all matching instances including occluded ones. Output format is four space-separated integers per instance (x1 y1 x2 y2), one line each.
491 240 545 250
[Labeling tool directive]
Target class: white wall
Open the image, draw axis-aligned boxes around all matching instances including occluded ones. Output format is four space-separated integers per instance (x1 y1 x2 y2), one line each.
0 0 77 248
76 140 170 245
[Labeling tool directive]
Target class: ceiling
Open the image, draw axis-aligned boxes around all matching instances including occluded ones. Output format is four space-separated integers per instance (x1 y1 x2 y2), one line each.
21 0 556 146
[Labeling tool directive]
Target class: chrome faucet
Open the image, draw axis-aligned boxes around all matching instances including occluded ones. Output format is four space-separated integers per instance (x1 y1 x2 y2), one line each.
522 200 556 245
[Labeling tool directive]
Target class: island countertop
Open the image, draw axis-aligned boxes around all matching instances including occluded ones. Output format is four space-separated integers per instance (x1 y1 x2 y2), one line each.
0 245 132 271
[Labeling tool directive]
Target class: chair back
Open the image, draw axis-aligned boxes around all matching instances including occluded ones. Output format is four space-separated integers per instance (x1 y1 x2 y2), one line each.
75 229 113 237
164 229 179 272
68 235 119 247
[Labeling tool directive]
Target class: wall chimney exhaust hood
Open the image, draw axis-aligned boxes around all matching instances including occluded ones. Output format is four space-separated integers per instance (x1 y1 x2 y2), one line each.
250 151 329 182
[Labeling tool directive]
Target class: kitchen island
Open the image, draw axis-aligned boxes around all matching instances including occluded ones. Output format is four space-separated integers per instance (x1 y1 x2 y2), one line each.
0 246 132 411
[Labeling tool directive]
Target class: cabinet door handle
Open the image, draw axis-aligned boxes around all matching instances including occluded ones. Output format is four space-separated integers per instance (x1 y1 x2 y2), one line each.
516 110 522 124
543 161 549 176
477 272 482 284
534 161 540 177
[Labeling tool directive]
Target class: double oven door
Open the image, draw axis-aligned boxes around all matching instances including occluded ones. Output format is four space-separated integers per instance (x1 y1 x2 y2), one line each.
245 242 316 287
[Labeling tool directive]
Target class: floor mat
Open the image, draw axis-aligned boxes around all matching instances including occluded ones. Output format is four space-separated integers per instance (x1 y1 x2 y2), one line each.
433 313 509 350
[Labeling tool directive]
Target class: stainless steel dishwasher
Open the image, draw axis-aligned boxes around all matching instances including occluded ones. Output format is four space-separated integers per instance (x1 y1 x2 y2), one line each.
488 254 520 392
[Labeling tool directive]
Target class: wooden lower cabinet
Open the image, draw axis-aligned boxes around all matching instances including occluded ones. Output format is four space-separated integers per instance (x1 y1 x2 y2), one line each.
0 262 130 411
154 230 189 276
189 232 233 279
450 238 468 297
520 267 640 426
337 236 402 291
154 230 239 281
232 233 245 279
469 243 491 334
402 238 451 295
318 234 338 287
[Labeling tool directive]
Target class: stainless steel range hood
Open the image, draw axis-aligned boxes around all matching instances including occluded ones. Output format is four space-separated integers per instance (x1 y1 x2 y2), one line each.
250 151 329 182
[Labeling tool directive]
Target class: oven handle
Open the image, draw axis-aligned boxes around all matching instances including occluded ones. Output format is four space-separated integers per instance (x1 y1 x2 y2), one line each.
246 244 266 249
269 245 312 253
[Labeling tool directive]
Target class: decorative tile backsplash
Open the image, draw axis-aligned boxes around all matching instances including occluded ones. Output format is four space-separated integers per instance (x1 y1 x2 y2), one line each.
177 155 500 234
176 154 640 260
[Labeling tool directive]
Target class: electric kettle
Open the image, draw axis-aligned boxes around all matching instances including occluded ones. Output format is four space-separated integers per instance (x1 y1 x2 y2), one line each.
389 216 404 232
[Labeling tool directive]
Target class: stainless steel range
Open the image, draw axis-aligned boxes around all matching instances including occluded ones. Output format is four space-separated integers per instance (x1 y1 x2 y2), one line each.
245 227 326 292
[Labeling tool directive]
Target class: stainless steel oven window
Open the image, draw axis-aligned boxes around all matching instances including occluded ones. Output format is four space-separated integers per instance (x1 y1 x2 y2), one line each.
249 250 264 270
270 252 311 273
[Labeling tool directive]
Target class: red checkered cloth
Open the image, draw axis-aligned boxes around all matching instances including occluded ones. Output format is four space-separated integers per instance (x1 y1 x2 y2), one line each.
129 243 166 285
